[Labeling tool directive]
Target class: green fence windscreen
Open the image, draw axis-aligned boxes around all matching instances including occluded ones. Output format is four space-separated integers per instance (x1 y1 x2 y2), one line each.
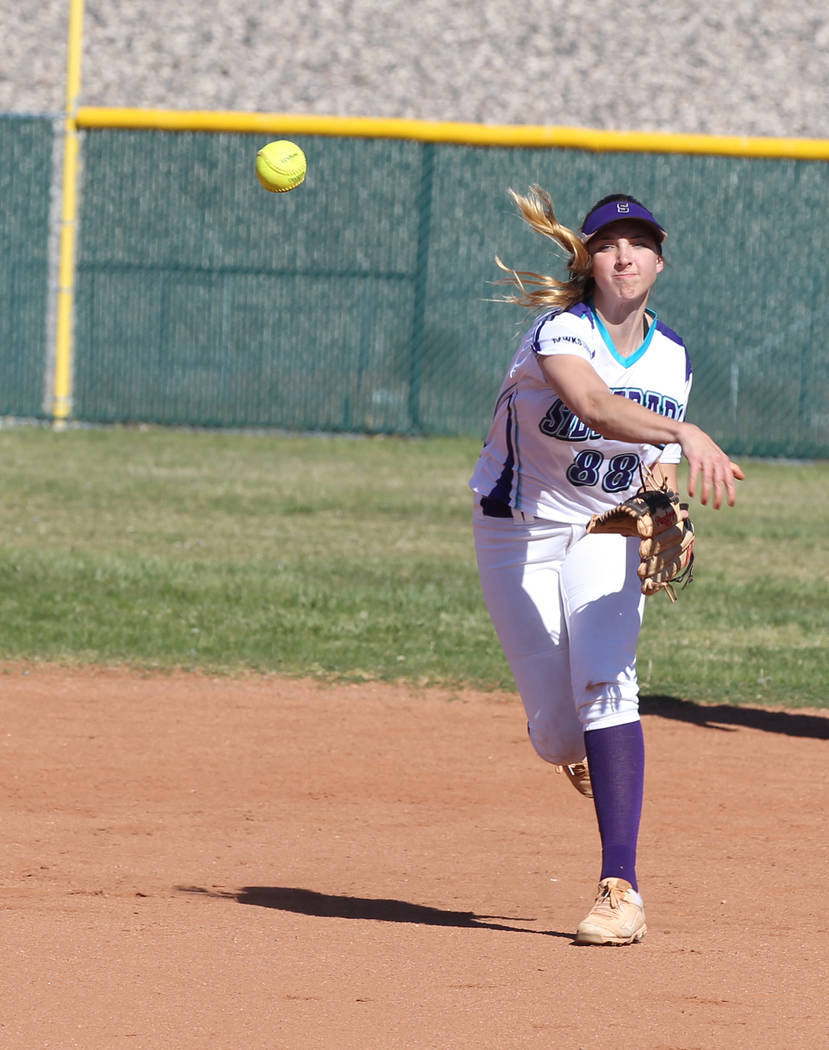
8 118 829 457
0 116 52 418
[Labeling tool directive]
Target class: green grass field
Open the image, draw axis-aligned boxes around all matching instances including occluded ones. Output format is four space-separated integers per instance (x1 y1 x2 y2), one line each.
0 425 825 708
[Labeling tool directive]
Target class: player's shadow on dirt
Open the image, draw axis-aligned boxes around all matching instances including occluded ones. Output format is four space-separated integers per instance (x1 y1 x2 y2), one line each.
178 885 573 939
640 695 829 740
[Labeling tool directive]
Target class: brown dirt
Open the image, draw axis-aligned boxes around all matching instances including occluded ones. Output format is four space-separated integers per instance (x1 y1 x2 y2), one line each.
1 665 826 1050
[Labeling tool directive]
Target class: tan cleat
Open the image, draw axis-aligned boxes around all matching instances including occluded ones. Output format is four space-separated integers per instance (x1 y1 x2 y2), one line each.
554 760 593 798
574 877 647 946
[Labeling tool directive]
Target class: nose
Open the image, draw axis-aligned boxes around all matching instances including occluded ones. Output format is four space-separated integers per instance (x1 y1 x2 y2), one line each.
615 240 634 266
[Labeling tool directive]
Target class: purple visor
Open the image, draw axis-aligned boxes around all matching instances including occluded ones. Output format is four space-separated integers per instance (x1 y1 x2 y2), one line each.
581 200 666 243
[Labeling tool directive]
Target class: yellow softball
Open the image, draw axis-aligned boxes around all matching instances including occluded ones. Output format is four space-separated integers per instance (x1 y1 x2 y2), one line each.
255 140 307 193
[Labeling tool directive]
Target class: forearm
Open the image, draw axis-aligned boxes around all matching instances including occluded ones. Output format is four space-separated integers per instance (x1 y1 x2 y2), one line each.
577 388 687 447
538 353 742 506
538 352 684 447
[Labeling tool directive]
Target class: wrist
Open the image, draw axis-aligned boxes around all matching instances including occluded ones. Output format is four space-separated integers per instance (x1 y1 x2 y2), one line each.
675 420 696 445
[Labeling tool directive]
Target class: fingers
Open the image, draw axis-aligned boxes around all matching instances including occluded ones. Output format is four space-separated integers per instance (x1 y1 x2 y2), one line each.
690 459 717 507
704 466 717 509
702 463 726 509
719 460 745 507
680 427 743 508
695 458 744 508
723 465 738 507
686 460 699 500
685 458 744 507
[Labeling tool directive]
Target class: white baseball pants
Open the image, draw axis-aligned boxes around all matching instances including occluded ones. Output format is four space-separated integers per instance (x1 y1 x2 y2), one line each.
473 501 646 766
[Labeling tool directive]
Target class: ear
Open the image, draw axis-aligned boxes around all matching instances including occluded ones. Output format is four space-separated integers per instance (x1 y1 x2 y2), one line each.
655 253 665 273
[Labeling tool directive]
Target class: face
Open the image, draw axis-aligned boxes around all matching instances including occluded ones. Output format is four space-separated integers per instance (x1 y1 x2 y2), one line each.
587 220 664 307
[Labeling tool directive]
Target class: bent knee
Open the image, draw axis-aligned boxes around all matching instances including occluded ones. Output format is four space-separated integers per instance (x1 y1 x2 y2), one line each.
527 721 585 766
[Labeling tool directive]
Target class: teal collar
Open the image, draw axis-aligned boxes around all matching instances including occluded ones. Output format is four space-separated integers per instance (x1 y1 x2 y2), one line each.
589 302 658 367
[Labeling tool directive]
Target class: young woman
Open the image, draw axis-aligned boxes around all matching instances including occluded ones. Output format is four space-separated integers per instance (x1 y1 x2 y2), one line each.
469 187 743 945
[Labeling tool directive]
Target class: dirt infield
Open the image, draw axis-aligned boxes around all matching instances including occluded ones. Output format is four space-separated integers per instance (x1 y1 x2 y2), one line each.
2 667 826 1049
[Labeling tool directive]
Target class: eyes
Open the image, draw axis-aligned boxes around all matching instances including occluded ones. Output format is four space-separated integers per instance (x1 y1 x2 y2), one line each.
592 238 655 253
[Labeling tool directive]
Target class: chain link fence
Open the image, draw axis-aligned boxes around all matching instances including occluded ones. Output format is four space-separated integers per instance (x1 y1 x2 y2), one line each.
3 116 827 457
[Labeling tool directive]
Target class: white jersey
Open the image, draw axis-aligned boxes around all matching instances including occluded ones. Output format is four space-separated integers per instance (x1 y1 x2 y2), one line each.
469 301 693 523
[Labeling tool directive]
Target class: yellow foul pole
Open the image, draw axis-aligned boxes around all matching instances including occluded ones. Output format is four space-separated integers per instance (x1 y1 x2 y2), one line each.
53 0 85 424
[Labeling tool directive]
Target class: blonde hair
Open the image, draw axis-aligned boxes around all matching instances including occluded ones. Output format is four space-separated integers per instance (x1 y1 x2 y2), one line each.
495 185 593 312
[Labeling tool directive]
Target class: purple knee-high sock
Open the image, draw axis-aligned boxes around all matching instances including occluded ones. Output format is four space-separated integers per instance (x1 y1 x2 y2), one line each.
583 720 645 891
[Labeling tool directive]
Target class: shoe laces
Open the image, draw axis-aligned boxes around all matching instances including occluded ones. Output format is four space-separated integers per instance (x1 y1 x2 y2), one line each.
594 879 629 912
554 761 589 779
554 761 593 797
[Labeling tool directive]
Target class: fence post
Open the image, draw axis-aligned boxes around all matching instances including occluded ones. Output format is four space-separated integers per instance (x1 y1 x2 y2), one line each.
408 142 435 433
52 0 85 426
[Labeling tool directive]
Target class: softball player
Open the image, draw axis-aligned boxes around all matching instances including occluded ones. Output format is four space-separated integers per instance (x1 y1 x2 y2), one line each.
470 187 742 945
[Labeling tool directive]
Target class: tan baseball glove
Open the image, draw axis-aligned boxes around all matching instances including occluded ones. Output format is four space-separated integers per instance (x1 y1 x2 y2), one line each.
586 484 695 600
